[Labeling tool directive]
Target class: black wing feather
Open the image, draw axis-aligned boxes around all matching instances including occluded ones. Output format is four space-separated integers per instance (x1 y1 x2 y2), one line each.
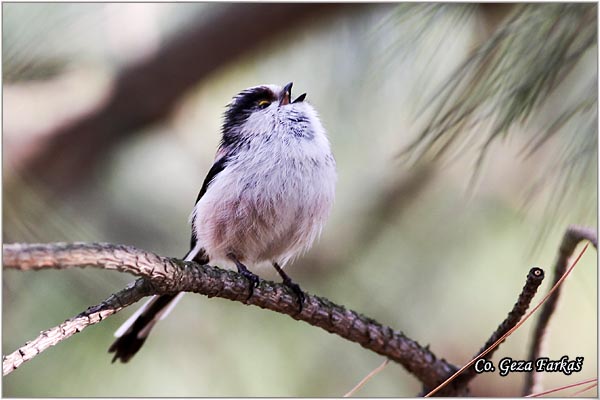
189 155 229 252
195 155 229 204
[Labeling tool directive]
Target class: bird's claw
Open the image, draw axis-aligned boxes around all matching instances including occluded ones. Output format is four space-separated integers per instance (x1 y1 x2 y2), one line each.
283 278 305 312
239 268 260 300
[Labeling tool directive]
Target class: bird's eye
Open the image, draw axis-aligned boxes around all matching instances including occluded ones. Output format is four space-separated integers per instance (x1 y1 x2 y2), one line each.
258 100 271 109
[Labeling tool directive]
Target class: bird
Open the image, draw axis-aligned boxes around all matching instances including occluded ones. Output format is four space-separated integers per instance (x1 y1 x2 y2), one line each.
108 82 337 363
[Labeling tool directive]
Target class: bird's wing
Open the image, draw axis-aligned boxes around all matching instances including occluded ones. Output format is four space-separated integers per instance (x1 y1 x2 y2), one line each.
194 153 229 204
188 152 230 254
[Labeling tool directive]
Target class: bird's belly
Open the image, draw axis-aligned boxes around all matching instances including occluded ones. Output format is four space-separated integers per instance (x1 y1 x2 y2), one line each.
192 167 332 266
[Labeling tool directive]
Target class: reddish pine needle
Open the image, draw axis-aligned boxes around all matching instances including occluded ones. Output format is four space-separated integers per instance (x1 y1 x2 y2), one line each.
344 359 390 397
570 381 598 397
526 377 597 397
425 243 590 397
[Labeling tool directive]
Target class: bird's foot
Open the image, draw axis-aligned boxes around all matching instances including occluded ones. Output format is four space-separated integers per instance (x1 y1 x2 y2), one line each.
229 254 260 300
238 267 260 296
273 262 305 312
282 276 305 312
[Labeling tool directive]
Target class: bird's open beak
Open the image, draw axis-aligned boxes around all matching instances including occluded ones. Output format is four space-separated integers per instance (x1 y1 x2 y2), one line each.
280 82 306 106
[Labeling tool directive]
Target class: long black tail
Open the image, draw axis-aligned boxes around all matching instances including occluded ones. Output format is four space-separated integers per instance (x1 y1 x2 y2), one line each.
108 245 204 363
108 293 179 363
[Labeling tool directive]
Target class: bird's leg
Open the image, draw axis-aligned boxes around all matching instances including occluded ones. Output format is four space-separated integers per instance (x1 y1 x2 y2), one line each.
227 253 260 300
272 262 305 311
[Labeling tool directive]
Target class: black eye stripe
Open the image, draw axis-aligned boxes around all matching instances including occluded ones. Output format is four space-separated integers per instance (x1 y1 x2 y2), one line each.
224 88 275 122
236 87 277 108
222 87 278 147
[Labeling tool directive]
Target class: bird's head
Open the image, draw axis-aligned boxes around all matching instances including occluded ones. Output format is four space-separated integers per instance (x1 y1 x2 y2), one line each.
221 82 323 148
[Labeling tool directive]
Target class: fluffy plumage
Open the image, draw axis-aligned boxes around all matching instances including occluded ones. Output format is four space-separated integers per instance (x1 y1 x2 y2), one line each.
109 83 336 363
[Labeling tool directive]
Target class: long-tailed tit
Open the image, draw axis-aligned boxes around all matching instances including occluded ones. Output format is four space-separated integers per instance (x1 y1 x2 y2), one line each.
109 82 337 362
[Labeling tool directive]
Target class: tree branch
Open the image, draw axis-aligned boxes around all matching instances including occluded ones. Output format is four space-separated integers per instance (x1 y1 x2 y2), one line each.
3 242 460 393
424 267 546 396
2 278 153 375
523 225 598 395
454 267 545 386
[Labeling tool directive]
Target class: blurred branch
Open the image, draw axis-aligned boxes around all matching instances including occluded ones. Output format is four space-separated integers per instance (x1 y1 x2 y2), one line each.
477 4 515 36
11 4 362 192
523 226 597 396
3 242 462 394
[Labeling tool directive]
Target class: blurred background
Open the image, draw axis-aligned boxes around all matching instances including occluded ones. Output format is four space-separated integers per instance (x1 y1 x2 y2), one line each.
2 3 597 397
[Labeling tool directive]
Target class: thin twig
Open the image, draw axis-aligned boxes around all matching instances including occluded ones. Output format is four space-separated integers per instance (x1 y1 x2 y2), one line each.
2 278 154 375
523 225 598 395
455 267 545 385
2 242 459 392
422 267 543 395
344 358 390 397
425 243 590 397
